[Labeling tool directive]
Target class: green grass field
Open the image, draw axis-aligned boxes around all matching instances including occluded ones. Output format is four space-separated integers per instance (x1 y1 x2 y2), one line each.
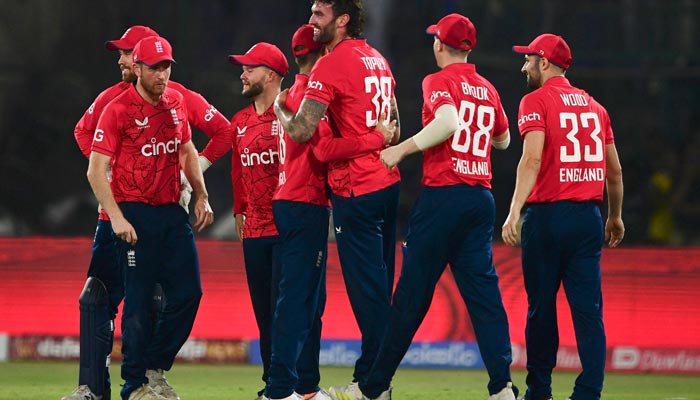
0 361 697 400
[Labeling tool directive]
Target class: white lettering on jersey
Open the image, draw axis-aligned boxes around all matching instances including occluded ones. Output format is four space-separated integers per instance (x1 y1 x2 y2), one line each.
360 57 387 70
87 102 96 115
240 148 279 166
460 82 490 101
430 90 451 103
204 105 218 122
518 112 541 126
308 80 324 90
141 137 181 156
451 158 489 176
559 167 605 182
560 93 589 106
93 129 105 142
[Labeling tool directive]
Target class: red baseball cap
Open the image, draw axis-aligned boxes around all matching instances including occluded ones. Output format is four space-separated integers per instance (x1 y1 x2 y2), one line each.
292 24 324 56
105 25 159 51
228 42 289 76
132 36 176 67
513 33 572 69
426 13 477 51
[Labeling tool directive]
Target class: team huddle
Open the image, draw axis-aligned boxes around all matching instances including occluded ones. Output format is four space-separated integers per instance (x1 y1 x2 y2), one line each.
63 1 625 400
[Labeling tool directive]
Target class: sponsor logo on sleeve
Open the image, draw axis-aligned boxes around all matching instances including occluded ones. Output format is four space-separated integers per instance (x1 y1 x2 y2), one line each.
517 112 541 126
308 80 324 90
429 90 451 103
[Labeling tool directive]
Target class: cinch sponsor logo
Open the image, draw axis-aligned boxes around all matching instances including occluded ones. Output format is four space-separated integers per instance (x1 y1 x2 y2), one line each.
141 137 181 156
517 112 541 126
204 105 218 122
430 90 451 103
308 80 323 90
240 148 278 166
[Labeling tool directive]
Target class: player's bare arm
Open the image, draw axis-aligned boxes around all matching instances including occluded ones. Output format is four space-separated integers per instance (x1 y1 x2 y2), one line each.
502 130 544 246
492 129 511 150
390 96 401 145
274 91 327 143
179 141 214 231
86 151 137 244
604 143 624 247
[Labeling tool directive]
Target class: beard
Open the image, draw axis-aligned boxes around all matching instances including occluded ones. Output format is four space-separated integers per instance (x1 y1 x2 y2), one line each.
242 81 264 98
526 66 542 90
141 78 168 98
314 22 335 44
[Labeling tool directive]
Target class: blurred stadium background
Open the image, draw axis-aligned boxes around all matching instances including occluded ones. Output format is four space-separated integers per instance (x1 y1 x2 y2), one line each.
0 0 699 382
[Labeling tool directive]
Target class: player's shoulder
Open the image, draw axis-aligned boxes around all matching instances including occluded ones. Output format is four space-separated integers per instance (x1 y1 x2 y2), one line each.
95 81 131 105
231 103 254 123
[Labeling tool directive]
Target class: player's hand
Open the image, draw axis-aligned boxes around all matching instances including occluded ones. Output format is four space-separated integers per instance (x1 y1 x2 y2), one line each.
192 196 214 232
111 215 138 245
605 216 624 248
376 112 397 145
501 211 521 247
380 146 403 169
235 214 245 240
179 170 193 213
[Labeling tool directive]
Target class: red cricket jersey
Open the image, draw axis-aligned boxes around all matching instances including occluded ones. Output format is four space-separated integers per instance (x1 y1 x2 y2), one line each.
517 76 614 203
274 74 387 205
304 39 400 197
91 85 191 206
75 80 231 219
420 63 508 189
230 104 279 238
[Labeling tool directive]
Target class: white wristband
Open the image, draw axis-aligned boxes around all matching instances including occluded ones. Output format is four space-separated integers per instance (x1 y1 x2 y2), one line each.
199 155 212 173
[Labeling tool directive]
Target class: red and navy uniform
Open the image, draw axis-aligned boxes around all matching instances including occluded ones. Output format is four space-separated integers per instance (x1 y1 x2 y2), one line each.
517 76 614 400
75 79 229 398
304 39 399 383
93 85 202 398
361 62 517 398
230 103 281 393
265 73 386 399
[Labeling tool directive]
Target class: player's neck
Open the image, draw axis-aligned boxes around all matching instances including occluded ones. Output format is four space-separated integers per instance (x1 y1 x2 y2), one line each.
136 80 162 105
253 88 279 115
326 32 351 52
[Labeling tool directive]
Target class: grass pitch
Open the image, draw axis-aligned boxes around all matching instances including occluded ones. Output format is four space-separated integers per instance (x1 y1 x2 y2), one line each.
0 361 697 399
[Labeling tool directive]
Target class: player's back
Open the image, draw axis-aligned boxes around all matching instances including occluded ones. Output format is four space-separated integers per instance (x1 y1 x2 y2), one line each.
421 63 508 189
305 39 400 197
518 76 613 203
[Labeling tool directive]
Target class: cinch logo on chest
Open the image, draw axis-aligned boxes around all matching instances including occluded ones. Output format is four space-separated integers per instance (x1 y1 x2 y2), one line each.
141 137 181 156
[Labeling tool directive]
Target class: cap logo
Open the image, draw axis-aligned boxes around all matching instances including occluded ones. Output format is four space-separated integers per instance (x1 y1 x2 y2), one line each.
154 41 164 53
538 49 545 56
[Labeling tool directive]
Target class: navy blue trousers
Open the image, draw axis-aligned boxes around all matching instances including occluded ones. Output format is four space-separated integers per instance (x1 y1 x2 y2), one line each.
118 203 202 400
521 201 605 400
243 234 282 395
265 201 329 399
361 185 515 398
330 183 399 383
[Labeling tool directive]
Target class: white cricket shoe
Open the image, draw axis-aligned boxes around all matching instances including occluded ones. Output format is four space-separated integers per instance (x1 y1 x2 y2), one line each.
146 369 180 400
61 385 102 400
127 384 167 400
262 393 305 400
300 388 333 400
328 382 364 400
489 382 516 400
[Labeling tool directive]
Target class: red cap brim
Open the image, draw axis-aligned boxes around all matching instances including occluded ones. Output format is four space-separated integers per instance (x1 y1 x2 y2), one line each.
228 55 285 76
512 45 532 54
426 24 438 35
105 39 135 51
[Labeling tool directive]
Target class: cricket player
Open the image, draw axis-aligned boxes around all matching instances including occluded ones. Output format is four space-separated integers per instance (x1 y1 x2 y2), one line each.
502 33 624 400
274 2 401 393
87 35 213 400
263 23 394 400
65 25 230 400
347 13 518 400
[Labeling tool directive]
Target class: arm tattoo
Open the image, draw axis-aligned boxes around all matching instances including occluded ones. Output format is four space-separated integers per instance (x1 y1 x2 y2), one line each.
288 99 327 143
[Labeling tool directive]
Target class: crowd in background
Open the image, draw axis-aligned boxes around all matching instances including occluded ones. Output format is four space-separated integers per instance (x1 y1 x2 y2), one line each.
0 0 698 245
